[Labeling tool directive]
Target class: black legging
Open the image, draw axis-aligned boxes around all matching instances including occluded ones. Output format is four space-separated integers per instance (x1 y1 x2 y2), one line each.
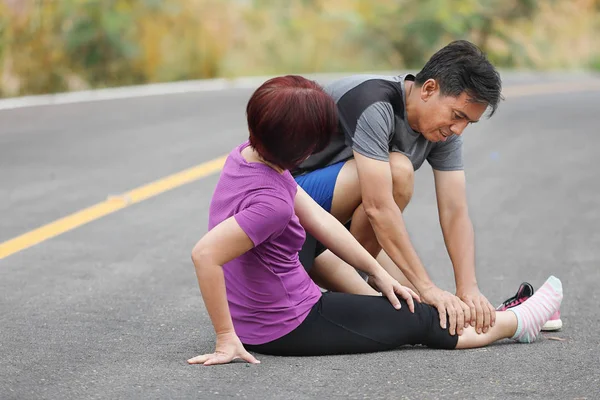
244 291 458 356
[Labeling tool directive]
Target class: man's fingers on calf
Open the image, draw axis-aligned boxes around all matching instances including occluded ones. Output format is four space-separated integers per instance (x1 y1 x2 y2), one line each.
437 305 447 330
475 301 484 333
447 303 457 335
482 300 491 333
462 303 471 329
484 298 496 327
490 304 497 327
455 299 466 331
455 304 465 335
470 305 477 327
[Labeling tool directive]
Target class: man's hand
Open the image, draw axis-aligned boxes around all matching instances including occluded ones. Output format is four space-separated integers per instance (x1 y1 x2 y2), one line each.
369 270 421 313
420 286 469 336
457 287 496 334
187 331 260 366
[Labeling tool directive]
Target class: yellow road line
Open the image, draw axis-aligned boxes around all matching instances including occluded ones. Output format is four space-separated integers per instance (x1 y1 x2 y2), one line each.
0 156 226 260
1 80 600 260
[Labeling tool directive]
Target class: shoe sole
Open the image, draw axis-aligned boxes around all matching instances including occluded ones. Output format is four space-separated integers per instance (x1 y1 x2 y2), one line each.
542 319 563 331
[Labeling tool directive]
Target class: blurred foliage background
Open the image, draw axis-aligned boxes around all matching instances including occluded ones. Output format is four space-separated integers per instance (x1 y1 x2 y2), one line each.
1 0 599 97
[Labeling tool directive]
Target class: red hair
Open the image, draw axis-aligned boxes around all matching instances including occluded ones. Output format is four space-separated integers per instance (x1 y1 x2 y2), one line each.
246 75 338 170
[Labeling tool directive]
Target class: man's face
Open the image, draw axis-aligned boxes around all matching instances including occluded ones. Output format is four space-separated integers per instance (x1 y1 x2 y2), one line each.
415 80 488 143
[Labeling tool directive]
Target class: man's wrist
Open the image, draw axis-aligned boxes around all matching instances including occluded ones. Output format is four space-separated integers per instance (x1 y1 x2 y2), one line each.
456 281 479 295
415 280 436 294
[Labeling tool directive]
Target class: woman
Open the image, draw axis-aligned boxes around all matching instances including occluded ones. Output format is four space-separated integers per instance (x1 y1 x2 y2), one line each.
187 75 563 366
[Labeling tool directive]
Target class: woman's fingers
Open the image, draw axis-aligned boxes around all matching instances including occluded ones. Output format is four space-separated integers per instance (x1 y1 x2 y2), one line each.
241 351 261 364
381 286 401 309
203 353 234 366
187 354 212 364
188 349 260 366
394 285 416 313
406 287 421 303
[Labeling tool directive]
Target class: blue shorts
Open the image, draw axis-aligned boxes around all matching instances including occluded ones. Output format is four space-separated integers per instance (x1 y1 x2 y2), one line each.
294 161 346 212
295 161 348 272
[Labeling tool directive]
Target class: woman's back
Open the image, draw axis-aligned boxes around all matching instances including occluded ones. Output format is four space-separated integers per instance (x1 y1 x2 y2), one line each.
208 141 322 345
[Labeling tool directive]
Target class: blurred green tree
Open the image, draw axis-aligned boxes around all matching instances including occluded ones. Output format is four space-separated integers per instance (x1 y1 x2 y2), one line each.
0 0 598 97
61 0 141 87
0 0 70 96
357 0 539 68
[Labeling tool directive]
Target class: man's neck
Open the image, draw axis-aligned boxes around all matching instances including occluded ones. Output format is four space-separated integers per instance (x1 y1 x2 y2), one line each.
404 80 421 133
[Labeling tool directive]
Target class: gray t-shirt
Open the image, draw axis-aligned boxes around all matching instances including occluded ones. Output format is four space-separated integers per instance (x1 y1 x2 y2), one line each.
293 74 463 175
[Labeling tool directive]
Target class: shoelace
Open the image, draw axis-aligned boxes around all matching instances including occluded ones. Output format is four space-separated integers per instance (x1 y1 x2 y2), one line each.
505 297 529 308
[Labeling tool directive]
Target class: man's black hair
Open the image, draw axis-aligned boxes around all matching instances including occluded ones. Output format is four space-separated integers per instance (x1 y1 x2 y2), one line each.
415 40 503 116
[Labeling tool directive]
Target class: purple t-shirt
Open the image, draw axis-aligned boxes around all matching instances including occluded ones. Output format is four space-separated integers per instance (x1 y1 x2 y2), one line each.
208 141 322 345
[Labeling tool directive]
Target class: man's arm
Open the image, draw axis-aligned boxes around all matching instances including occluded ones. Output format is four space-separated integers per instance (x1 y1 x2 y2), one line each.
433 169 496 333
295 186 419 312
354 151 466 335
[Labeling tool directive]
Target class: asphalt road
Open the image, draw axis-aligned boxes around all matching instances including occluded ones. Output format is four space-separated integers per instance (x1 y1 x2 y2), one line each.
1 72 599 400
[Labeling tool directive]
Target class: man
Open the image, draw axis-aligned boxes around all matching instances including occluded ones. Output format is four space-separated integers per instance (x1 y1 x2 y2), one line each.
293 40 502 337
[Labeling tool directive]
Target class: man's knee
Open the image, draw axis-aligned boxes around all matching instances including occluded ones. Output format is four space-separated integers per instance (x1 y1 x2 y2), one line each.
389 153 414 211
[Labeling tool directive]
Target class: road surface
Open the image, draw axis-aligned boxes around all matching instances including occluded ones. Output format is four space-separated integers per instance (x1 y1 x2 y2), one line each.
1 72 599 399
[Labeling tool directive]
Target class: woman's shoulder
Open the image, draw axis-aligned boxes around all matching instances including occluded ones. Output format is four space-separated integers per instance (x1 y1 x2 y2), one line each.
243 187 295 213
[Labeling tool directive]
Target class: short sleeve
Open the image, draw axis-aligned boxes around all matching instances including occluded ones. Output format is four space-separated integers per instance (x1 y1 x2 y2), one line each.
234 194 293 247
352 102 394 162
427 134 464 171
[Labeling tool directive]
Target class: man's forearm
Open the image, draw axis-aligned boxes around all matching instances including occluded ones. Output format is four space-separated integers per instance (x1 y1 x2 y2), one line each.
440 209 477 293
366 204 435 292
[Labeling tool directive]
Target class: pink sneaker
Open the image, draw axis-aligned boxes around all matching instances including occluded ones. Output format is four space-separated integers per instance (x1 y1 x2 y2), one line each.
497 282 563 331
496 282 534 311
542 310 563 331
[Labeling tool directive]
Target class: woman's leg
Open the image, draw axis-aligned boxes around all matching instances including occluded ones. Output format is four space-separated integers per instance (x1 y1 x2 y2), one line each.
245 291 458 356
456 276 563 348
245 276 563 356
455 311 518 349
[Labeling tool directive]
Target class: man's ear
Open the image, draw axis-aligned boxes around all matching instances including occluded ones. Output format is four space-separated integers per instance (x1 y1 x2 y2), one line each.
420 79 438 102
